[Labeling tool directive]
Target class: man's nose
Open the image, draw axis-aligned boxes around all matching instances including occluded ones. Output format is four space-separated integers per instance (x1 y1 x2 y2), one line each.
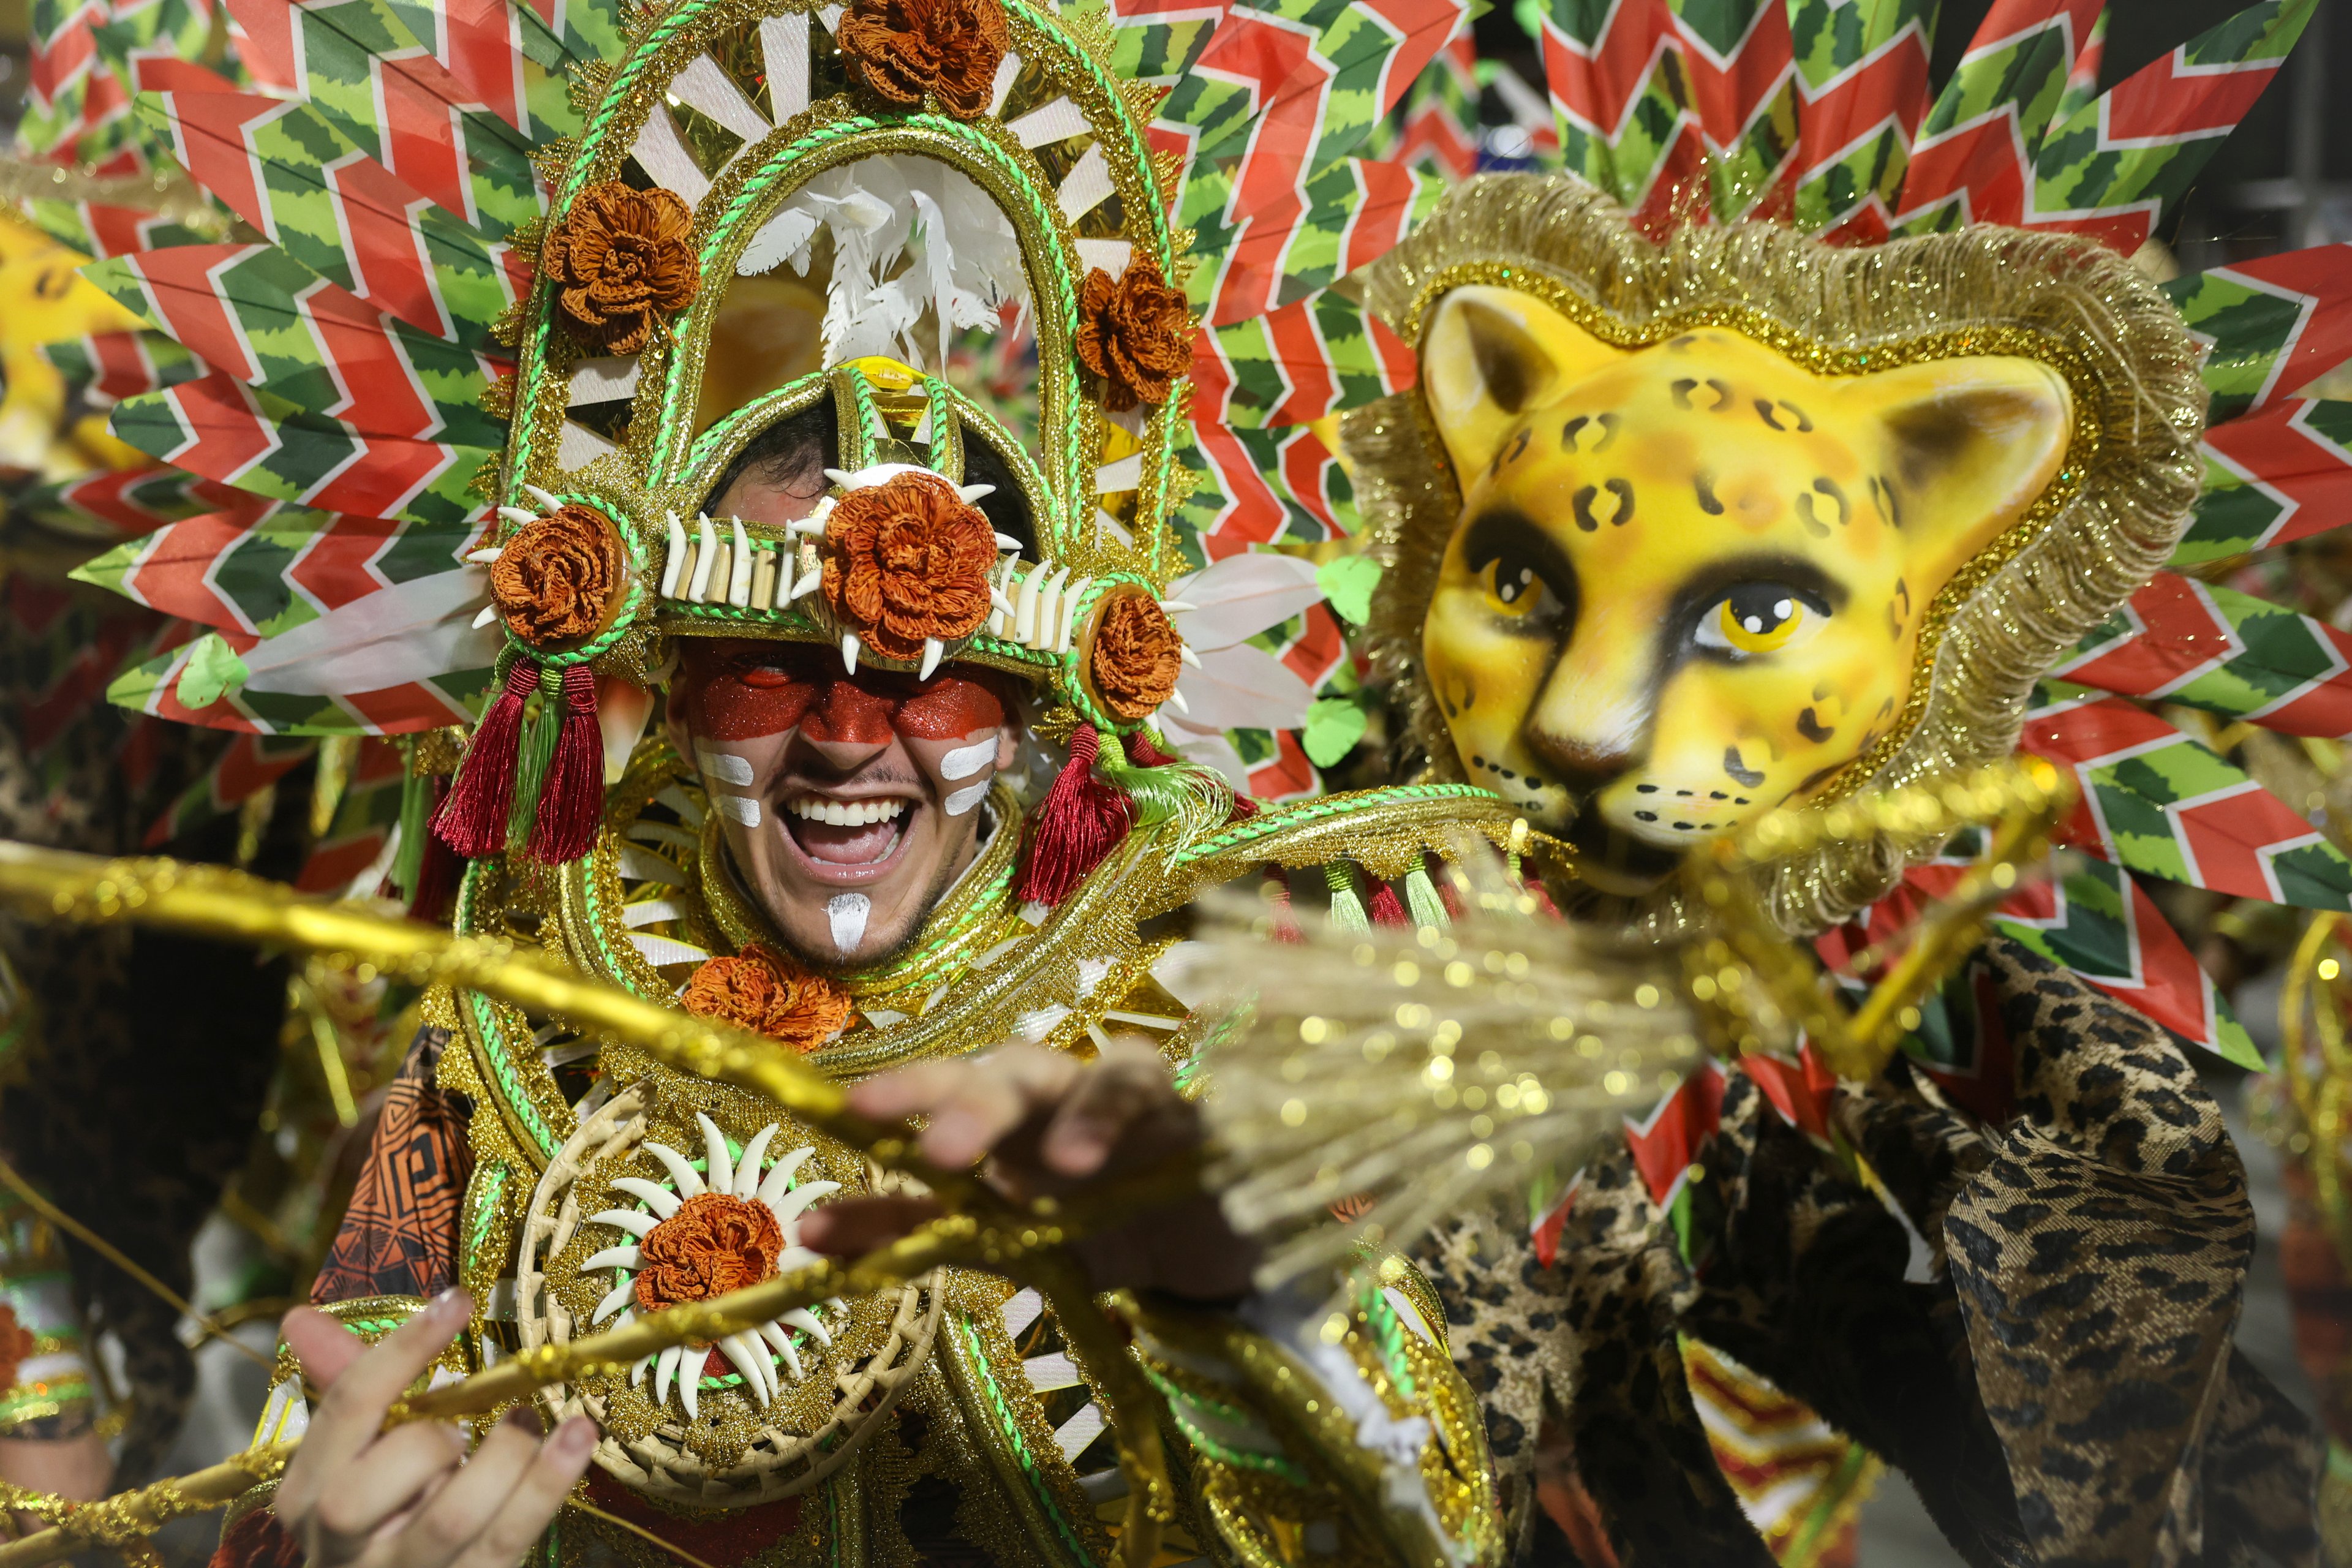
794 680 897 772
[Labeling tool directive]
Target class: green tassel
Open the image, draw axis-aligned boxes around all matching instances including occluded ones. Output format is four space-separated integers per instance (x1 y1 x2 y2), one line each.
506 666 564 851
1097 747 1210 827
1324 861 1369 933
1404 864 1449 931
391 752 431 899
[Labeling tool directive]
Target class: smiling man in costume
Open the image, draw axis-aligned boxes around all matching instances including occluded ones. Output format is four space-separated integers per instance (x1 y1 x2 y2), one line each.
117 0 1528 1556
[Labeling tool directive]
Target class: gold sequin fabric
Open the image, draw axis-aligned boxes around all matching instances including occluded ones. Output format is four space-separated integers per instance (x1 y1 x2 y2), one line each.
1416 936 2320 1567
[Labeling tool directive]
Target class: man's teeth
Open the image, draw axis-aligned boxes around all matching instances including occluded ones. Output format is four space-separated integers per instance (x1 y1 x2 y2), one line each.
787 797 909 827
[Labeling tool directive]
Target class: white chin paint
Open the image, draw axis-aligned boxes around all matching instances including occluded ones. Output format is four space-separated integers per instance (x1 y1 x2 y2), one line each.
717 794 761 826
695 746 755 786
942 778 990 817
826 893 870 955
939 737 997 782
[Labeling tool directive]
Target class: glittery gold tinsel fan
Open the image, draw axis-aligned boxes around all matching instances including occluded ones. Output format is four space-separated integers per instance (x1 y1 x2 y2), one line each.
1188 758 2074 1289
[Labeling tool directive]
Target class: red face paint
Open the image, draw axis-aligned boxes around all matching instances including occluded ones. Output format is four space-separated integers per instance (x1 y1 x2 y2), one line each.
677 640 1012 745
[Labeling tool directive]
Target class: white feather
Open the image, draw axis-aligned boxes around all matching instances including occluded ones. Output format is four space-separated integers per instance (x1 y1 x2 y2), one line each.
1164 554 1324 650
239 571 500 697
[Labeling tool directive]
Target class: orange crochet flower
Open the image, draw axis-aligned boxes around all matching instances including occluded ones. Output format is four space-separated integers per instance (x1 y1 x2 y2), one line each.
1076 261 1193 413
491 503 622 648
1090 592 1182 720
631 1192 786 1314
821 472 998 662
837 0 1010 119
543 181 699 354
681 943 854 1052
0 1305 34 1393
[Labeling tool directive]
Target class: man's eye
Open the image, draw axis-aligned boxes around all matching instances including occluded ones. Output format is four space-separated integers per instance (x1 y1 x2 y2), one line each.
1479 554 1558 619
1695 584 1826 657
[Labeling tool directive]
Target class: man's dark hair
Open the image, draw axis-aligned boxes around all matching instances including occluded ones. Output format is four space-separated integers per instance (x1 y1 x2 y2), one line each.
705 398 1036 554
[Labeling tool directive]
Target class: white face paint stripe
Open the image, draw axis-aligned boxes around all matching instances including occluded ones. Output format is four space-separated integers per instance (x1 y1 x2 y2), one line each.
826 893 870 955
695 747 755 786
717 794 760 826
943 780 990 816
940 737 997 782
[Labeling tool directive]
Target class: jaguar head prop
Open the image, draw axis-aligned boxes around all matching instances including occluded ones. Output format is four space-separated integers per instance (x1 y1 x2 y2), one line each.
1354 176 2207 932
1419 290 2073 892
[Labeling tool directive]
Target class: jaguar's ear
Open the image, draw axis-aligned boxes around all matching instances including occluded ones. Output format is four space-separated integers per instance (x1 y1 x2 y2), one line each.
1420 285 1624 481
1851 355 2074 587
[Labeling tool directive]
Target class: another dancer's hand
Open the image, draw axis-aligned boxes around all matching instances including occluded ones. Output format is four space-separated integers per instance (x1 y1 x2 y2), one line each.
798 1038 1255 1302
274 1291 595 1568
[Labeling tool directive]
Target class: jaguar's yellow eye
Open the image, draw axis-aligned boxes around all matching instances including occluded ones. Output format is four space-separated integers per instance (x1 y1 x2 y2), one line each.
1481 556 1547 617
1697 585 1822 657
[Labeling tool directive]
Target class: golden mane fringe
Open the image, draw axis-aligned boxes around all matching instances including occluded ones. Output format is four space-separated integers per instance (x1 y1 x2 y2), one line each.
1346 173 2206 938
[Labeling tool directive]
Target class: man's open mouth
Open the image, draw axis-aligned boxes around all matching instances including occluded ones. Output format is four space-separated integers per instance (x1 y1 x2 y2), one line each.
782 793 915 869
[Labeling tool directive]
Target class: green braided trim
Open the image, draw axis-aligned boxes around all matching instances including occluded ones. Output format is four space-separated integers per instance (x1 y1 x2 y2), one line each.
1172 783 1505 865
464 1164 511 1279
1137 1365 1309 1484
957 1319 1096 1567
469 990 560 1159
1357 1278 1415 1402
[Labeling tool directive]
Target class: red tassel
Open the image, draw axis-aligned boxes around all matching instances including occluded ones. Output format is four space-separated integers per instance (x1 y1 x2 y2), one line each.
1267 865 1303 944
1125 729 1177 767
407 775 463 923
529 664 605 864
1014 723 1133 905
1368 880 1409 927
433 658 537 858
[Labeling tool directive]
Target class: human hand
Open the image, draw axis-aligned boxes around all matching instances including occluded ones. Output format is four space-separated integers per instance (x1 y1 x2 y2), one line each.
273 1291 596 1568
798 1038 1255 1302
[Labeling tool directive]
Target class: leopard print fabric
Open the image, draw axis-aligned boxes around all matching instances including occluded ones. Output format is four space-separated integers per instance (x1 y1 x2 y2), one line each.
1418 936 2318 1568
